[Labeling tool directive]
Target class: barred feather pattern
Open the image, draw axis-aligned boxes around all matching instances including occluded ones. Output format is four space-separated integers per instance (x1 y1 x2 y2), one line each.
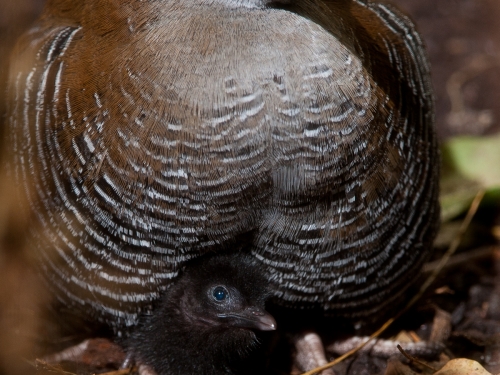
6 0 439 328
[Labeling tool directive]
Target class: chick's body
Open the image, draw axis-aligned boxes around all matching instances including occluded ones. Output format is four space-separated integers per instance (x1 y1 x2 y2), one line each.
6 0 439 329
129 253 275 375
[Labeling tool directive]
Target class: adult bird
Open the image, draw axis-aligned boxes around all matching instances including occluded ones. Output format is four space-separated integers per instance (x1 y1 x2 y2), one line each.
5 0 439 370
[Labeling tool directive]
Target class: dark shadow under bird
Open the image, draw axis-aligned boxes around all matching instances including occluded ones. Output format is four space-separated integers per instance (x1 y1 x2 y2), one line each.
127 253 276 375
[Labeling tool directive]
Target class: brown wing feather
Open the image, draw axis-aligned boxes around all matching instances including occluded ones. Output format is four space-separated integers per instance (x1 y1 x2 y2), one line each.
5 0 439 327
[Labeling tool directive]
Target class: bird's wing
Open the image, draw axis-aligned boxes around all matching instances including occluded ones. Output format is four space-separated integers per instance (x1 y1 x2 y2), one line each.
253 0 439 317
6 3 280 328
5 2 173 328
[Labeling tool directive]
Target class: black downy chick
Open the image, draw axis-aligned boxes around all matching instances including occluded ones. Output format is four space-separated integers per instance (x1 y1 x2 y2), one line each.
127 253 276 375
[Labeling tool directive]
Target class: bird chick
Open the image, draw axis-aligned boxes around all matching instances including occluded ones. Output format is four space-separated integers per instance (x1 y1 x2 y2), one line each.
127 253 276 375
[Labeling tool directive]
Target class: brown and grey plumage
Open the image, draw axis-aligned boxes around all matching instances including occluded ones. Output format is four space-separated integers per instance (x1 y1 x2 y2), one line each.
5 0 439 330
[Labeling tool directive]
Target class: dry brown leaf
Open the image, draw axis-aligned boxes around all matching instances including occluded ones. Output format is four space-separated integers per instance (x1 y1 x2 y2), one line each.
434 359 492 375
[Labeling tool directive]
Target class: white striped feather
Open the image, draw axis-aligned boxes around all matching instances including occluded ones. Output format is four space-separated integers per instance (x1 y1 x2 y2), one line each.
5 0 439 328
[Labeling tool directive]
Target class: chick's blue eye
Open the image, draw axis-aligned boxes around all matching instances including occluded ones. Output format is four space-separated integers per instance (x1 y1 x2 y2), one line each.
213 286 227 301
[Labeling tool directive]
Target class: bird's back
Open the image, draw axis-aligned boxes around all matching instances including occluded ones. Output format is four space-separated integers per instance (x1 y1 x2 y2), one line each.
5 0 439 328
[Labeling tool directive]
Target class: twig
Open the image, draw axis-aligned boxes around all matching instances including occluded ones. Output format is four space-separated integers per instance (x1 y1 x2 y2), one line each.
414 189 485 305
34 359 78 375
94 368 135 375
396 344 437 372
300 189 485 375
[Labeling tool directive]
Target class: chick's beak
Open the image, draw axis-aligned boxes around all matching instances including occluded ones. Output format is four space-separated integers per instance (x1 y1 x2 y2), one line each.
218 307 277 331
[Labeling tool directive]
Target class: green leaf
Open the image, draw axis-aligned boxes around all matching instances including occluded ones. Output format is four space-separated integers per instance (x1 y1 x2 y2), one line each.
439 134 500 222
443 134 500 187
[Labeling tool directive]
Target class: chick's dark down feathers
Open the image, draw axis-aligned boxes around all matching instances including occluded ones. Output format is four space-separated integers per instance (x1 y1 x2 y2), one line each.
128 253 275 375
5 0 439 329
